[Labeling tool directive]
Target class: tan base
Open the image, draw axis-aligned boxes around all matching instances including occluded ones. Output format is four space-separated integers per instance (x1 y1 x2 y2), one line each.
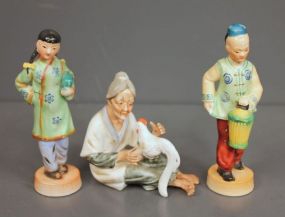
34 164 82 197
206 164 254 196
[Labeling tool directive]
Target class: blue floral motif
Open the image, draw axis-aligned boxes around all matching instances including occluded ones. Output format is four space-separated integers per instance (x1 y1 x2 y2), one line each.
221 91 231 103
45 93 54 104
223 73 233 84
52 67 60 77
244 70 252 80
35 70 42 81
52 116 62 124
20 90 28 99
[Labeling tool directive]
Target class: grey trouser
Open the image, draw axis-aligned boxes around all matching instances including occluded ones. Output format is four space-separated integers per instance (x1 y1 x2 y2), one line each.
38 137 69 172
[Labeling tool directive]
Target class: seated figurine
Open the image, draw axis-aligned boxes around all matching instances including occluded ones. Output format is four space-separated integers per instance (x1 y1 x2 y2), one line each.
80 72 199 197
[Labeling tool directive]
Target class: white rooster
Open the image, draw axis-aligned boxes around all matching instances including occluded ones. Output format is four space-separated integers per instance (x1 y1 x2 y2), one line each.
137 120 181 197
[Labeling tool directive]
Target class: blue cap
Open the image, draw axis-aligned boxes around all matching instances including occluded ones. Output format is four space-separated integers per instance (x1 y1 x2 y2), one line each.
226 23 248 37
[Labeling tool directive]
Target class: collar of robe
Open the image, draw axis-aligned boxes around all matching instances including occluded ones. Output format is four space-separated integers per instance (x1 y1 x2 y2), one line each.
102 106 129 144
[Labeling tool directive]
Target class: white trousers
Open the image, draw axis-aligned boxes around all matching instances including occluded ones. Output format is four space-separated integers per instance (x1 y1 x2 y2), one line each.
38 137 69 172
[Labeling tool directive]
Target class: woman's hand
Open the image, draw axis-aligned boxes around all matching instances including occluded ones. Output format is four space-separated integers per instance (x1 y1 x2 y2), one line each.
117 148 143 165
61 87 74 97
150 121 166 137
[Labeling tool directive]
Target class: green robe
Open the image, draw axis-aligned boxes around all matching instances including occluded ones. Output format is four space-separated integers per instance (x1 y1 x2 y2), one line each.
15 57 75 141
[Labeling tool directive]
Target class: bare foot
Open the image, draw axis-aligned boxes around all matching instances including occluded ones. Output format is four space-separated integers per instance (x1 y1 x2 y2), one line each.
176 172 200 184
170 178 196 196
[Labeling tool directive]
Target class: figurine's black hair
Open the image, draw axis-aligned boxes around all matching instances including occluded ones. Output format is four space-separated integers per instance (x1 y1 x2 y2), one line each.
27 29 61 74
224 33 229 42
37 29 61 44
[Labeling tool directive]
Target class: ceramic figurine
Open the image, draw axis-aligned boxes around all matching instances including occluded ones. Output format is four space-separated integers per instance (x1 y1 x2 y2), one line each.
80 72 199 197
15 29 81 196
202 23 263 196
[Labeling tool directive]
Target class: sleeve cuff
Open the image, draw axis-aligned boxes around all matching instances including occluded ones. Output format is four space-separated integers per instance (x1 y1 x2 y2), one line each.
202 93 214 101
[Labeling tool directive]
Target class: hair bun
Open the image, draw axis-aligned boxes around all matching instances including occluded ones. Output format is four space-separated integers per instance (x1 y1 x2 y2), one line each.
106 71 136 99
115 71 129 81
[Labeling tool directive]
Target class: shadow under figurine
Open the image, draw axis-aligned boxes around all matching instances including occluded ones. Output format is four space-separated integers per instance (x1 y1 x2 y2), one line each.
80 71 199 197
15 29 81 197
202 23 263 196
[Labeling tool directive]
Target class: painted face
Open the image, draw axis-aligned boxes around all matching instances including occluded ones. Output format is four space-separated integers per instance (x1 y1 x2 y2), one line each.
107 89 135 121
226 34 249 64
36 40 60 62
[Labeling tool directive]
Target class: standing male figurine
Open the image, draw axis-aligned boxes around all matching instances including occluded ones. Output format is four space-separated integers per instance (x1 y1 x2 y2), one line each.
202 24 263 196
15 29 81 196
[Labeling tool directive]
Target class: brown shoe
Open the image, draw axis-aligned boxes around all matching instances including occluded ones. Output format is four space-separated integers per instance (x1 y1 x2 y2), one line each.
44 170 62 179
59 164 68 174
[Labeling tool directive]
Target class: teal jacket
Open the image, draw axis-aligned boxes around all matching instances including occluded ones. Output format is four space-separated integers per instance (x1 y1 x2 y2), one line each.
210 58 257 120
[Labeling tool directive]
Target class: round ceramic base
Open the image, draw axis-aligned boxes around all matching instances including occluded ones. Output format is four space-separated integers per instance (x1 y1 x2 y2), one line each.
34 164 82 197
206 164 254 196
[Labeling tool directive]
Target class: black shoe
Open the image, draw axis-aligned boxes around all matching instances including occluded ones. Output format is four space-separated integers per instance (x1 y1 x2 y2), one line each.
217 167 235 182
234 161 244 170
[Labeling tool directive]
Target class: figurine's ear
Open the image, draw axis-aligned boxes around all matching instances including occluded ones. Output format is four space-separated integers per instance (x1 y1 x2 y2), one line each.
225 42 230 53
54 44 61 55
56 43 61 51
36 40 40 50
107 99 111 105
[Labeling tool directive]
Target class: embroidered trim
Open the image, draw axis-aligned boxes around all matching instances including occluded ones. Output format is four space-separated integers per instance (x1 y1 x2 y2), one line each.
32 129 75 141
102 106 129 144
202 94 214 101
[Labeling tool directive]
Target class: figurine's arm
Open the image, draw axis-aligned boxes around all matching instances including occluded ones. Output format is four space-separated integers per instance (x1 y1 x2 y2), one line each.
15 63 34 105
117 148 143 165
87 148 142 168
60 59 75 101
87 153 118 168
202 64 221 112
239 66 263 110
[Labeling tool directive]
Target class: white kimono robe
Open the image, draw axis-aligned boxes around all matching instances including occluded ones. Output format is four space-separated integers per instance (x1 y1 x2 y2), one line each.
80 106 138 190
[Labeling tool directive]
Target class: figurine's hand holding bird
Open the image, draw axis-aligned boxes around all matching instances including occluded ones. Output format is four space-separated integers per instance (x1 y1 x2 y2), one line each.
117 148 143 165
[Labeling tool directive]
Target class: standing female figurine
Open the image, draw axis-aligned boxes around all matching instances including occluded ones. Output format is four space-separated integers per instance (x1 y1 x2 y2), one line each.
81 72 199 197
15 29 81 196
202 24 263 196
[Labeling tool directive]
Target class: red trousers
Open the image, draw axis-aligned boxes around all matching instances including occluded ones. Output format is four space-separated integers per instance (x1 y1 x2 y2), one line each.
216 119 244 171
